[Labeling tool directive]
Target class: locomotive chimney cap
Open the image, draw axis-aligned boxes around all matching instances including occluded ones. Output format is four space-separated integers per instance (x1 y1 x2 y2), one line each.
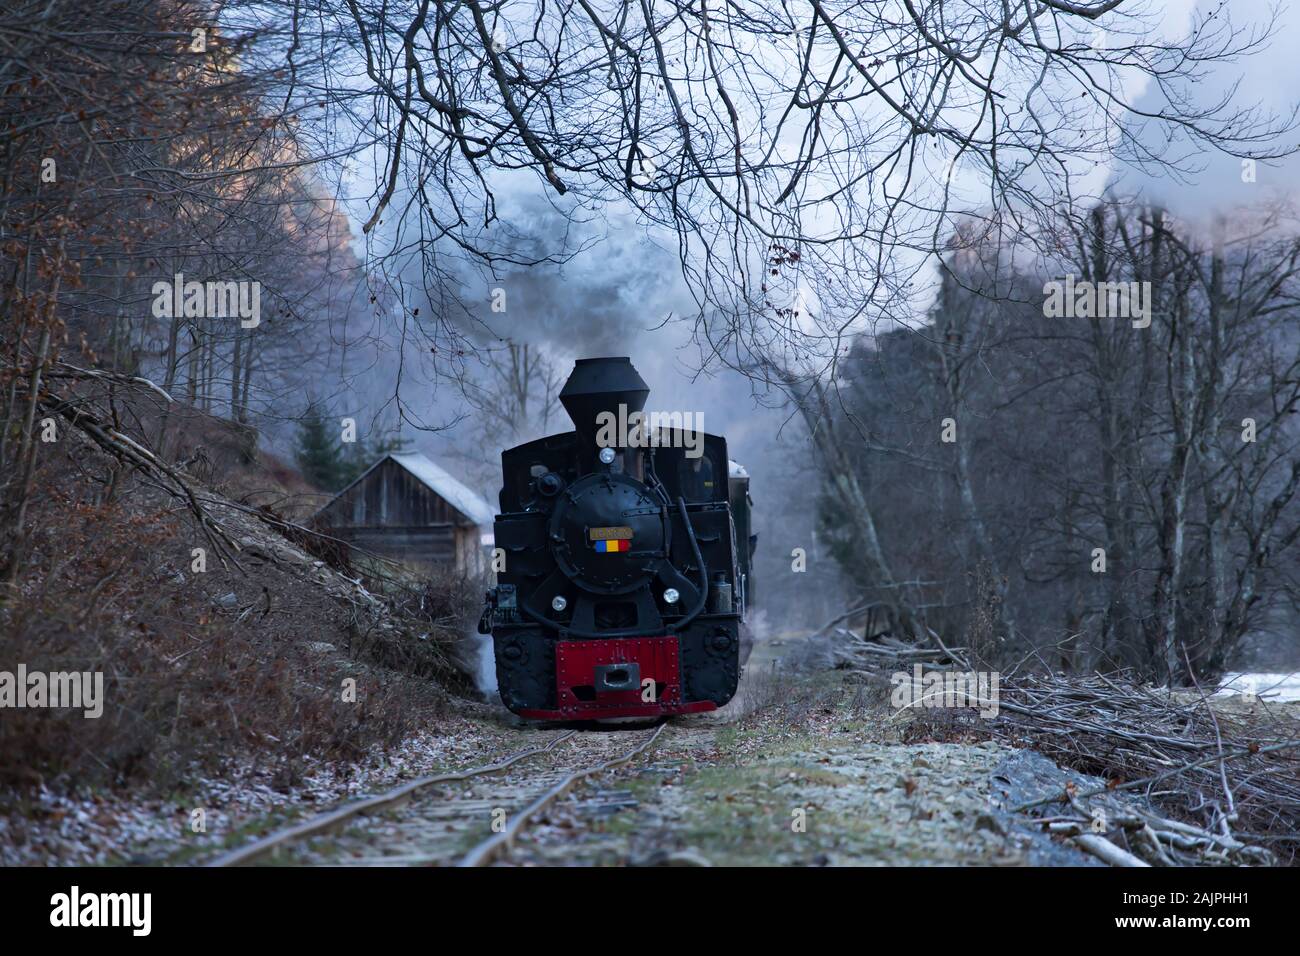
560 356 650 441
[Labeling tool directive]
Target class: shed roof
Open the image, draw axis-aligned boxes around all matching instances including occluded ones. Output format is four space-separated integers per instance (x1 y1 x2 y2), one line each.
323 452 497 528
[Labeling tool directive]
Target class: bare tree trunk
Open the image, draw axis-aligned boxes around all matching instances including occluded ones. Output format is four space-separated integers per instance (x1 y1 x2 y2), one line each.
0 230 35 477
785 367 924 641
239 335 253 423
186 325 199 407
933 278 1017 643
157 273 183 458
202 327 215 412
1083 205 1147 668
230 328 243 420
4 253 64 583
1150 287 1197 684
1197 228 1230 676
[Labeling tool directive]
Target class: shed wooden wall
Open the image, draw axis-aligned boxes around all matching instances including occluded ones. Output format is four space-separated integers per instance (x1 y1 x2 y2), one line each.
317 458 465 528
315 458 484 572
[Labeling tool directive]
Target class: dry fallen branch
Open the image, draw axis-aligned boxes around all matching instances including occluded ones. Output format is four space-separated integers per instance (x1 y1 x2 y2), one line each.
33 383 244 570
46 362 175 404
1073 833 1150 868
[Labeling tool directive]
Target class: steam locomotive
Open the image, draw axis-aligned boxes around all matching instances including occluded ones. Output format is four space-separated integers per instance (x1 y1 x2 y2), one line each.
479 356 755 720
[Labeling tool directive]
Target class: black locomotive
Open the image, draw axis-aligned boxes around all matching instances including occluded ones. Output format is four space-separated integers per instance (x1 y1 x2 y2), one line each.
480 356 754 720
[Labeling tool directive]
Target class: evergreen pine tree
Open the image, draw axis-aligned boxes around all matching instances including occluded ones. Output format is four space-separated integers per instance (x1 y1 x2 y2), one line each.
295 405 346 491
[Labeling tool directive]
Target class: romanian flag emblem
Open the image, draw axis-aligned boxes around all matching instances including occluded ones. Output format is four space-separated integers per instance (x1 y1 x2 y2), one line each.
590 526 633 553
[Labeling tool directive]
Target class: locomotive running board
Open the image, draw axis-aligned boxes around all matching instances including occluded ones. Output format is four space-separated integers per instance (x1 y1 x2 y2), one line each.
515 636 718 720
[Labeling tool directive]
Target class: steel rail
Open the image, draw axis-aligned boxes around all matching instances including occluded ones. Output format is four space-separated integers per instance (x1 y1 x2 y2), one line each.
207 729 578 867
457 722 667 867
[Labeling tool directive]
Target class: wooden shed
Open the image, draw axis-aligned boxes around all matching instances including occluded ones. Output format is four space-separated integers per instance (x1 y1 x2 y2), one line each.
313 452 495 573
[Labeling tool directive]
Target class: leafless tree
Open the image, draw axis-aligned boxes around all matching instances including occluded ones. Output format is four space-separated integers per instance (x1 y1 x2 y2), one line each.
821 199 1300 683
304 0 1295 380
0 0 364 577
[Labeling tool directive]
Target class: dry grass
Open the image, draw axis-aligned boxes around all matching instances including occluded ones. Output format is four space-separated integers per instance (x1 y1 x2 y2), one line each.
0 430 470 800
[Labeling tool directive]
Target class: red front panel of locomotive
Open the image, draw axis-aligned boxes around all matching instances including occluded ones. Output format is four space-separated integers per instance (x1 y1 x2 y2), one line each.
515 636 718 720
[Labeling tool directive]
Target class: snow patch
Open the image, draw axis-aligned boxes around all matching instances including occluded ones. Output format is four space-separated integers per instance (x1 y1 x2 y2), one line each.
1216 672 1300 703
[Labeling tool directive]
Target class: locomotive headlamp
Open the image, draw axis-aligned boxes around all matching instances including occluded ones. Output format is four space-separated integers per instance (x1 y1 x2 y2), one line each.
551 595 568 612
663 588 680 605
598 447 617 465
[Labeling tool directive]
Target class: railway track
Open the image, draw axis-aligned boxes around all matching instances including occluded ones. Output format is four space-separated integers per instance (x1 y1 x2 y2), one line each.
208 723 666 867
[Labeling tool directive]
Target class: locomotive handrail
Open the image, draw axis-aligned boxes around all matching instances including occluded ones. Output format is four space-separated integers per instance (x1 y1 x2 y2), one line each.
667 496 709 634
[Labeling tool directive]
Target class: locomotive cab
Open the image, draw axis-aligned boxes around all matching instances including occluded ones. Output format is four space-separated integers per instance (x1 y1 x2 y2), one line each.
481 356 749 720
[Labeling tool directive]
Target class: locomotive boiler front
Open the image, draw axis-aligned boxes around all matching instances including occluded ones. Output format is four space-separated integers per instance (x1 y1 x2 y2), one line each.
484 356 745 720
549 472 666 596
551 357 664 595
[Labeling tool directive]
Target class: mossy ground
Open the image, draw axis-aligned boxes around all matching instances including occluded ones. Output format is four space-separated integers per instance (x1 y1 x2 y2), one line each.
516 668 1023 866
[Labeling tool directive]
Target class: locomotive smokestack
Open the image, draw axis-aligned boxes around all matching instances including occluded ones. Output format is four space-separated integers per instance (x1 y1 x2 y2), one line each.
560 356 650 446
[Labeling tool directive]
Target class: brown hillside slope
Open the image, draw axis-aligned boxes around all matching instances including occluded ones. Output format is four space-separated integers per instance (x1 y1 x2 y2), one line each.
1 391 478 809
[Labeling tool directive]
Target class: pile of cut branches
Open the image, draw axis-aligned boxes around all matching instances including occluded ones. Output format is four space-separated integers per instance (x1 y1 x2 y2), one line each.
791 620 961 673
817 618 1300 865
989 674 1300 866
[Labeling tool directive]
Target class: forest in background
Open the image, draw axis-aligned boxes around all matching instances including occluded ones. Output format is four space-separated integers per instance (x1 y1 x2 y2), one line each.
815 206 1300 683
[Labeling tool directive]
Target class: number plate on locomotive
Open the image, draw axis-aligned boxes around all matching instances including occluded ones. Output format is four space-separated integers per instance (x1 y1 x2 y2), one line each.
589 525 633 552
